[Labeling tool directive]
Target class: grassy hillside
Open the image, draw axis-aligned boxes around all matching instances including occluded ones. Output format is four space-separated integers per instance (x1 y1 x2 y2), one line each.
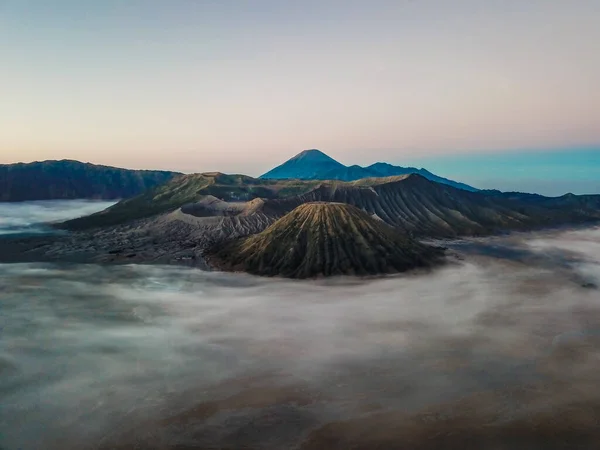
62 172 321 229
62 171 600 239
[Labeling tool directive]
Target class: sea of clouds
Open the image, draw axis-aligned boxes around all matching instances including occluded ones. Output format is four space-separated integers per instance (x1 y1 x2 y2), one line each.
1 224 599 448
0 200 115 235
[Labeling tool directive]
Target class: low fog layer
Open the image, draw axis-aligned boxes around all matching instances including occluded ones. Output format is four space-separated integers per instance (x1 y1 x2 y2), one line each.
0 200 114 235
1 226 599 448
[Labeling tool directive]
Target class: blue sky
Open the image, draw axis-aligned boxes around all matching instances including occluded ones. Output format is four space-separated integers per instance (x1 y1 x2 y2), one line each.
403 147 600 195
1 1 599 195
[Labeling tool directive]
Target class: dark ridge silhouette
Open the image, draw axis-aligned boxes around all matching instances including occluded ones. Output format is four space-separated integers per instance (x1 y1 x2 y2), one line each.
0 159 178 202
260 148 478 191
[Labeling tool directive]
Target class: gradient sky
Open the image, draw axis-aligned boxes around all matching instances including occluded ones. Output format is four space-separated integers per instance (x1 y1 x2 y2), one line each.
1 1 599 194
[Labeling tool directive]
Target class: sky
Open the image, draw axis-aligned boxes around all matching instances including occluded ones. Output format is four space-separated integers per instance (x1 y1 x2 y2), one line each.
1 0 599 195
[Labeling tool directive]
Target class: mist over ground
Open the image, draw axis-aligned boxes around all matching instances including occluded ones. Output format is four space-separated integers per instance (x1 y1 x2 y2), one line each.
0 200 115 235
1 201 600 449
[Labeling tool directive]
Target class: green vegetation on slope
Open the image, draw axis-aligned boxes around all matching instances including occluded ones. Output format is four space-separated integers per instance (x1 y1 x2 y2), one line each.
62 171 600 237
62 172 322 229
206 202 445 278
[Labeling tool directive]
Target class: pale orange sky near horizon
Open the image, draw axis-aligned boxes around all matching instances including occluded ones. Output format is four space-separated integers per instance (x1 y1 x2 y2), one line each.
1 0 600 176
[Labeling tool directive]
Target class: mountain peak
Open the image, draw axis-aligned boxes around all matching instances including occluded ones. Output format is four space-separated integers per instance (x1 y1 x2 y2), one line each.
206 202 444 278
289 149 337 163
260 149 344 180
260 149 476 191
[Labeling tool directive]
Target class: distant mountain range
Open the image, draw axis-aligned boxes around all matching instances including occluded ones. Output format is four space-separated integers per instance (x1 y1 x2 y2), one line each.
1 151 476 202
0 160 179 202
260 149 478 192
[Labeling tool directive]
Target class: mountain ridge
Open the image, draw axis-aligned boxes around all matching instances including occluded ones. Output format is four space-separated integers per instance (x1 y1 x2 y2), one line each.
260 149 478 191
61 171 600 240
6 170 600 269
0 159 180 202
1 150 476 202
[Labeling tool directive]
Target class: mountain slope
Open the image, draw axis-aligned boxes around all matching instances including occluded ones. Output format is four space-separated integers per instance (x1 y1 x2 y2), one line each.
366 163 477 192
19 173 600 268
61 172 321 229
260 149 346 179
321 164 380 181
0 160 178 202
253 174 600 238
205 202 444 278
61 172 600 239
259 149 478 191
